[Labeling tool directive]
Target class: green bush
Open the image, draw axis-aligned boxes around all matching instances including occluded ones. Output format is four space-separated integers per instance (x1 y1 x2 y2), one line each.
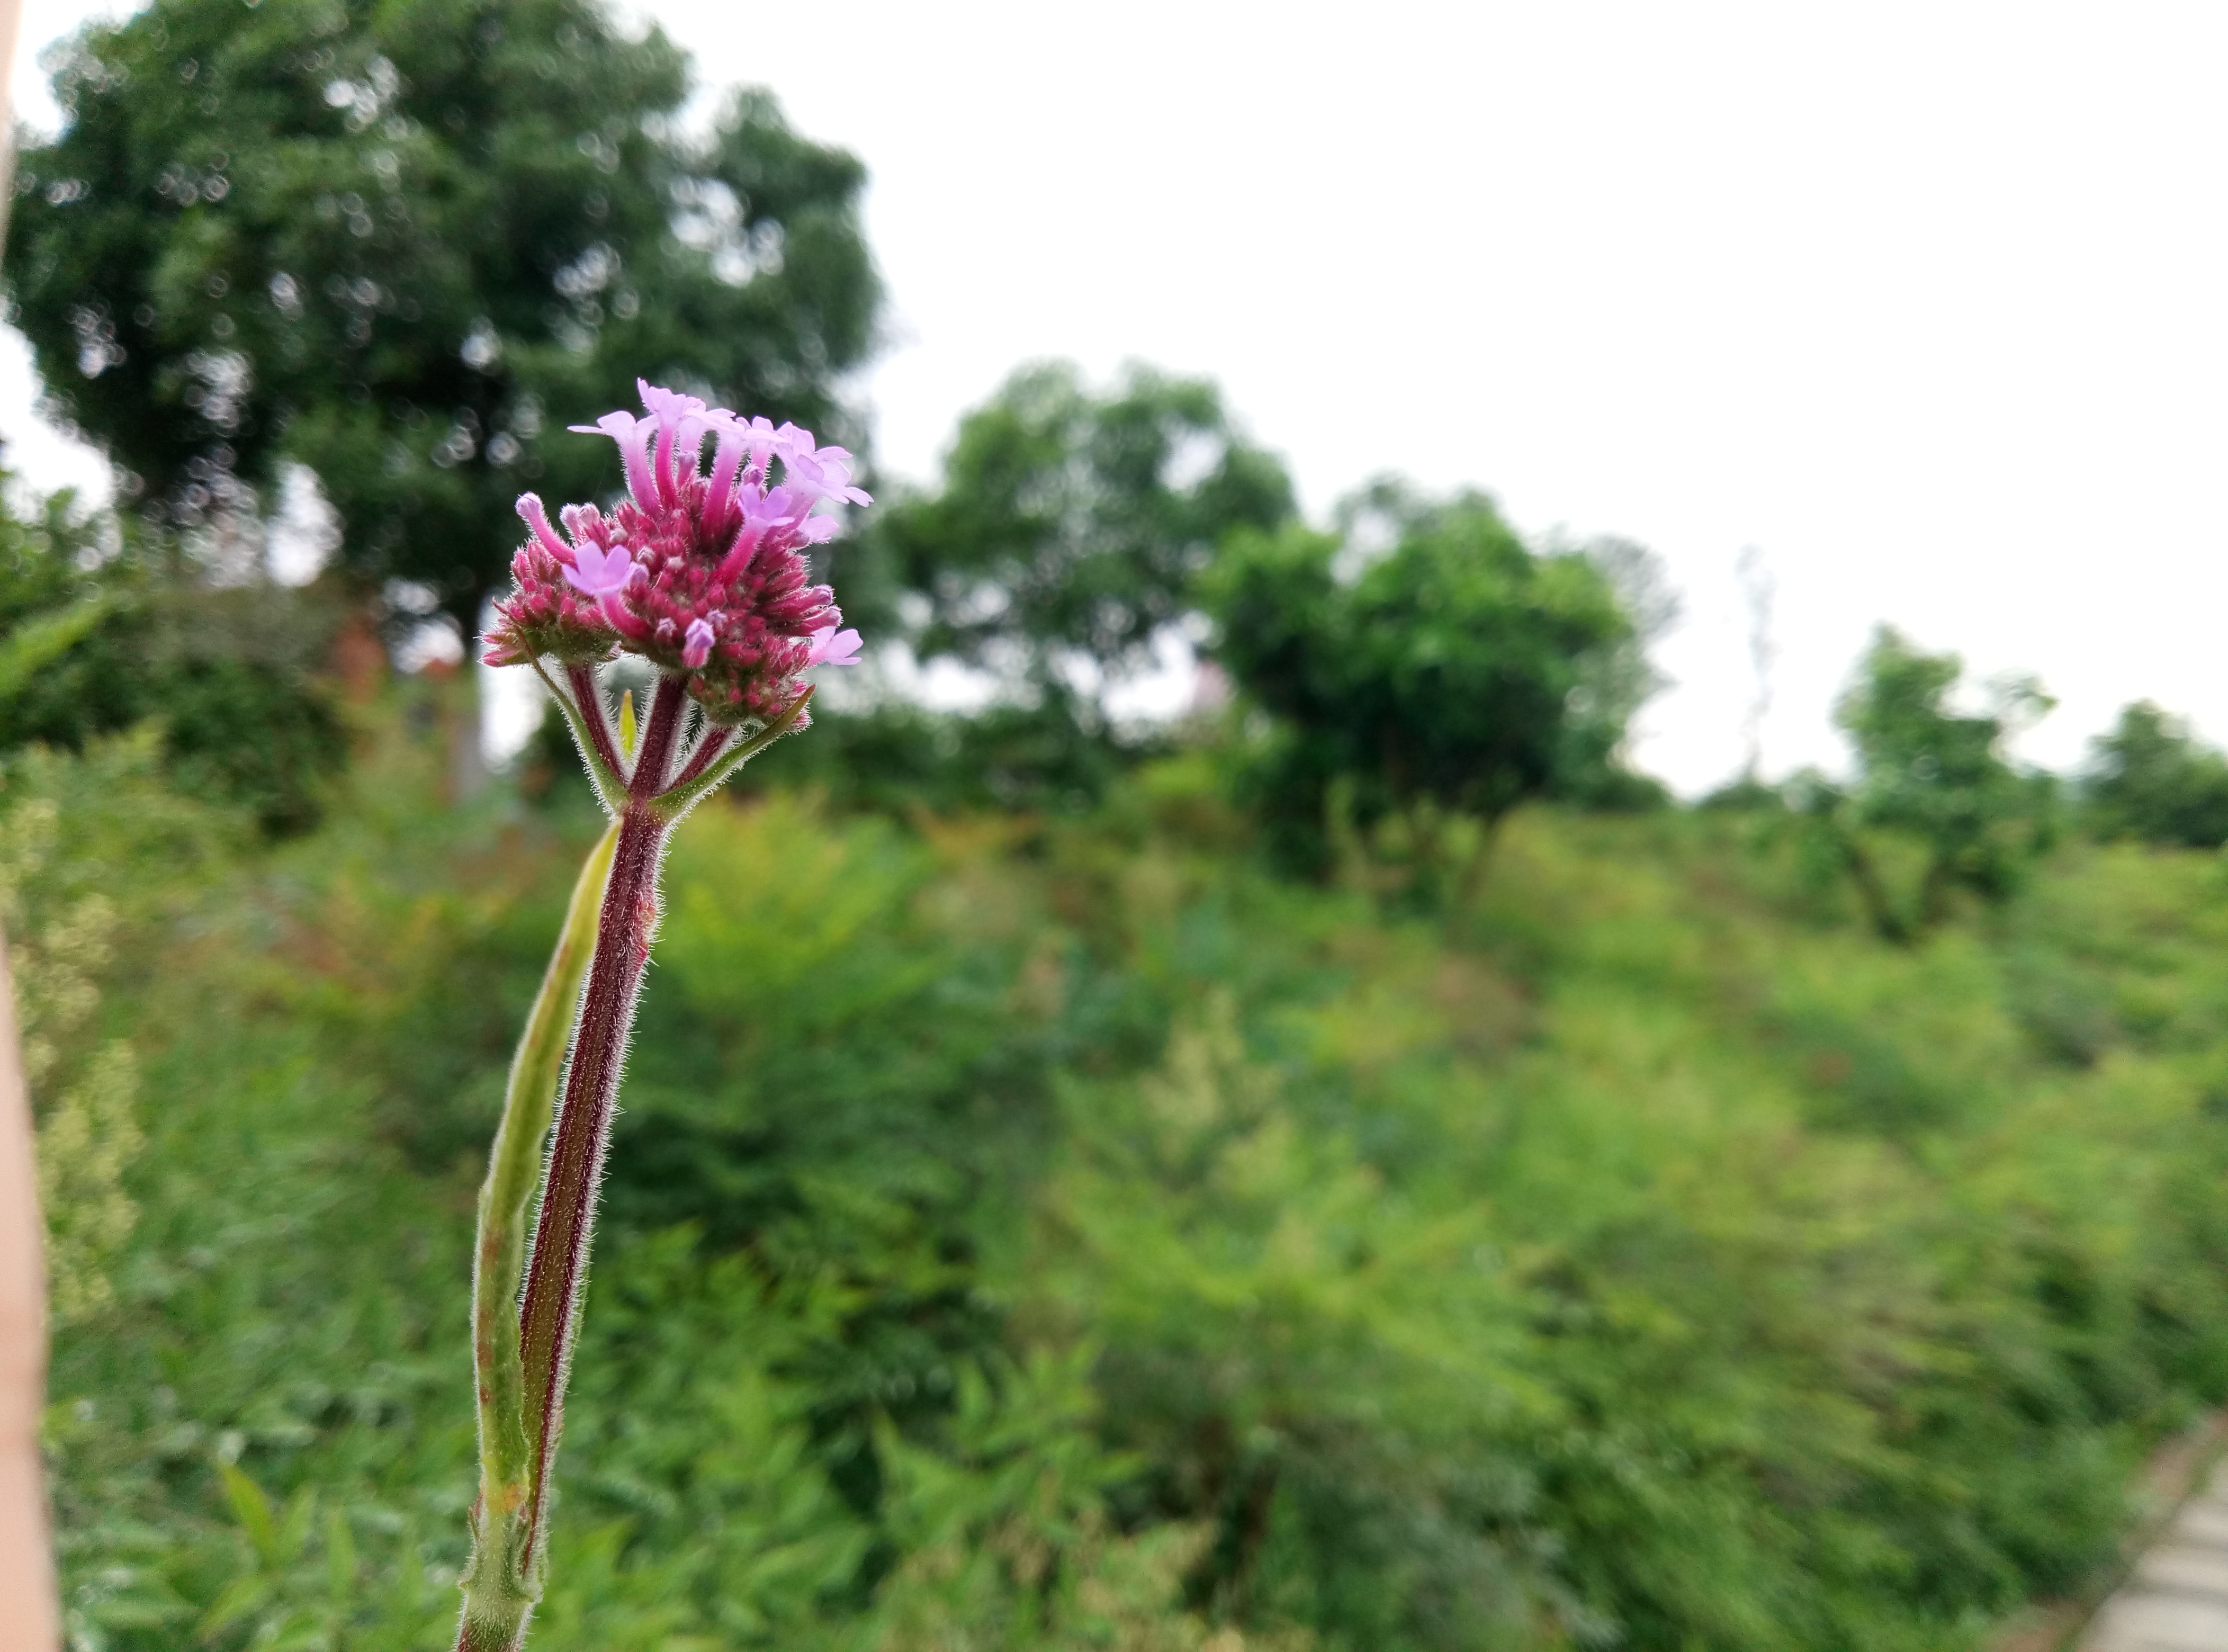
1204 493 1645 882
1794 627 2057 943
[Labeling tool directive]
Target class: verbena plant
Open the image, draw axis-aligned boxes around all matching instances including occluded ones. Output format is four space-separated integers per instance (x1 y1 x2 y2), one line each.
458 383 866 1651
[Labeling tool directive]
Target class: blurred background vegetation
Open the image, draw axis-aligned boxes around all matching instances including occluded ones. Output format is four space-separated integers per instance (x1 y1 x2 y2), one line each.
14 2 2228 1650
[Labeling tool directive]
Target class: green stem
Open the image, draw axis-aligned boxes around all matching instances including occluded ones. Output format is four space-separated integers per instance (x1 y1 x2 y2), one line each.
455 824 616 1649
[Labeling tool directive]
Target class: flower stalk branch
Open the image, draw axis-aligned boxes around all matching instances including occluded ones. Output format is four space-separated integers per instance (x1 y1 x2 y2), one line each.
459 822 614 1644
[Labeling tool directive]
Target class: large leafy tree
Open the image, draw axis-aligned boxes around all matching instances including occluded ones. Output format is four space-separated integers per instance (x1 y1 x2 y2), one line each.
1204 489 1639 877
6 0 878 623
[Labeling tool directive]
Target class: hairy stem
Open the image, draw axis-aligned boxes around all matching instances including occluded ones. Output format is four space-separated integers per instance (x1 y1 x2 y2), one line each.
509 680 686 1595
454 825 616 1651
564 662 629 788
527 660 623 811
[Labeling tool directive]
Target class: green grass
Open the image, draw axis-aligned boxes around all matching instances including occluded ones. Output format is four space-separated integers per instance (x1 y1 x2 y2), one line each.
32 711 2228 1650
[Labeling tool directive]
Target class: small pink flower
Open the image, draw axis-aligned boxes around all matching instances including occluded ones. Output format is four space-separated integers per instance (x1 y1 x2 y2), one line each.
563 543 635 596
783 441 874 509
806 626 863 667
636 380 708 431
568 410 658 510
635 380 714 498
738 483 815 533
682 617 716 669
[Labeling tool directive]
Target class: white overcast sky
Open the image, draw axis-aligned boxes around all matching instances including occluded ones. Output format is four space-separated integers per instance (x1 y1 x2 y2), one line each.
11 1 2228 793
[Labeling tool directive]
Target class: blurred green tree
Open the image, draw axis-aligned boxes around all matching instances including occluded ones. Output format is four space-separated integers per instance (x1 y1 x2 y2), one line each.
1537 527 1676 812
5 0 878 626
1203 486 1640 878
2080 701 2228 849
856 361 1293 725
1797 626 2055 942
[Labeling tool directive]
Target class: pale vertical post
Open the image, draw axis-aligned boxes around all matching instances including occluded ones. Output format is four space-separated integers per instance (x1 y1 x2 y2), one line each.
0 930 60 1651
0 0 64 1640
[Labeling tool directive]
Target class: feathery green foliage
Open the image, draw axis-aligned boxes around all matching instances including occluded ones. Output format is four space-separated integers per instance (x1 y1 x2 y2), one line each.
37 697 2228 1650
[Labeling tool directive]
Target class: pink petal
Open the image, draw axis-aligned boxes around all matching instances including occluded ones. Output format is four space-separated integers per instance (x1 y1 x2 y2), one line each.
561 544 633 596
569 411 657 510
807 625 864 667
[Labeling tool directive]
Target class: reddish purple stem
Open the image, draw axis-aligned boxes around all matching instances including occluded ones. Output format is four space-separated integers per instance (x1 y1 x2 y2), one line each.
510 675 688 1576
565 662 628 784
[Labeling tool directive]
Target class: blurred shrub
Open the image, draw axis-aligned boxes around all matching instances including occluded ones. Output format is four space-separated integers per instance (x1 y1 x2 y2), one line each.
752 701 1148 818
1040 992 1565 1648
1 732 235 1329
793 363 1295 812
0 488 347 832
856 361 1292 714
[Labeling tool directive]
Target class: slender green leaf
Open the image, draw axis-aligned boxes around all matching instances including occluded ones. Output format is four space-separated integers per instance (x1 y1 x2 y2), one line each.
0 595 109 702
463 821 617 1623
217 1460 278 1563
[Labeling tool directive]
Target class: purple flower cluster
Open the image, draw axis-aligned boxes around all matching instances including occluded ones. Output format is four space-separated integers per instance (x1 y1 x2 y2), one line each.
487 381 867 726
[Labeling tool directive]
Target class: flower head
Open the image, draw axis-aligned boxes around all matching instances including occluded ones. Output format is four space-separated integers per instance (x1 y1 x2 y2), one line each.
486 382 873 725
